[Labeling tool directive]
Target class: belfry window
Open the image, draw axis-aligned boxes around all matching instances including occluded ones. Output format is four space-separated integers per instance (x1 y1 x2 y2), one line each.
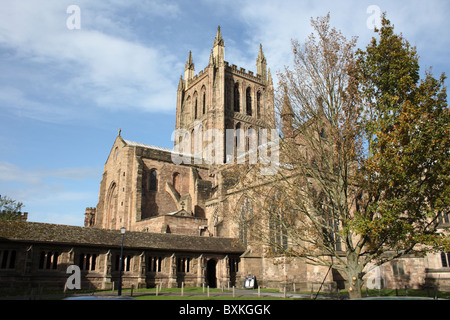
246 87 252 116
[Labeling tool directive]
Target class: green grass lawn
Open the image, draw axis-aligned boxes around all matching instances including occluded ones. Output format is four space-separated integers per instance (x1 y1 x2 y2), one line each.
4 285 448 300
116 286 450 300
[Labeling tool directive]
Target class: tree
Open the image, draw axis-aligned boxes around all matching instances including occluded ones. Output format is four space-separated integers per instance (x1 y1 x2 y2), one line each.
229 13 449 299
353 13 450 280
0 195 25 220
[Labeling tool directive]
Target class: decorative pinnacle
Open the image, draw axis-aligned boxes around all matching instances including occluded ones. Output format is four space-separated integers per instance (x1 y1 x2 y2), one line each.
209 49 214 65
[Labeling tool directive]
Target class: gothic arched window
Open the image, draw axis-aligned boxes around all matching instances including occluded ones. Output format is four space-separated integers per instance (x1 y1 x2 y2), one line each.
239 198 253 247
268 191 288 253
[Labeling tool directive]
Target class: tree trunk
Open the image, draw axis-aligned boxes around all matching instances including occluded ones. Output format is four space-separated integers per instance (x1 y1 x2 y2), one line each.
346 253 364 299
347 273 363 299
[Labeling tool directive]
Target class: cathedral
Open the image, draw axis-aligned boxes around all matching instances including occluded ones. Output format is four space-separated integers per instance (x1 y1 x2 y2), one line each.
0 27 448 293
87 26 276 237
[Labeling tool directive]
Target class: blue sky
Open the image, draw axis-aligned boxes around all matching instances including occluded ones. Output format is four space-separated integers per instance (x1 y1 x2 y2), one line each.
0 0 449 226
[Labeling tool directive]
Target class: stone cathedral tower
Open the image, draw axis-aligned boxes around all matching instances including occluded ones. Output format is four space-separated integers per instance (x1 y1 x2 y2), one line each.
174 26 275 164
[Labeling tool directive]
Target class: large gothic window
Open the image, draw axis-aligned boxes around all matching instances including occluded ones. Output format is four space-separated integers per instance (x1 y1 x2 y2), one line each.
268 192 288 253
239 198 253 247
246 87 252 116
234 83 240 112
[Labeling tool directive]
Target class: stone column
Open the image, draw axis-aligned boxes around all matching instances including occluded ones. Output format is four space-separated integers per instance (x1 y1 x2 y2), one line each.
137 252 147 289
168 253 178 288
102 250 113 290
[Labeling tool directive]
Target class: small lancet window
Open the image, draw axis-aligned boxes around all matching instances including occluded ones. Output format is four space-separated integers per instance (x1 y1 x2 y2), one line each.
149 169 157 191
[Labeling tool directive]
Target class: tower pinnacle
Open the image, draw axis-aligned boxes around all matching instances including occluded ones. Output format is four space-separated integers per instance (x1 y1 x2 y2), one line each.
256 44 267 83
184 51 195 84
214 26 224 46
212 26 225 64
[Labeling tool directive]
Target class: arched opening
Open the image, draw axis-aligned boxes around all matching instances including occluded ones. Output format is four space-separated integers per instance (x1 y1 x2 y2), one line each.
206 259 217 288
173 172 180 194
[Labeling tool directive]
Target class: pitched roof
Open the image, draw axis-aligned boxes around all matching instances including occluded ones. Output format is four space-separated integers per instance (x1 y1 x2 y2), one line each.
0 221 245 254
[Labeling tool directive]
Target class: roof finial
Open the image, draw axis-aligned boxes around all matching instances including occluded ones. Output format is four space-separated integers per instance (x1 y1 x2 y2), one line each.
118 128 122 136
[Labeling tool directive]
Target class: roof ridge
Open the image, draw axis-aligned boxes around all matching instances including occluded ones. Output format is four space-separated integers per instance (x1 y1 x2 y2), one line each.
123 139 174 152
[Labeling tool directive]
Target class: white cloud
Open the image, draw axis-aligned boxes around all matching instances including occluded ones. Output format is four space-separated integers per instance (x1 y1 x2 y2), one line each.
219 0 450 82
0 162 101 185
0 86 76 123
0 161 101 225
0 0 180 116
